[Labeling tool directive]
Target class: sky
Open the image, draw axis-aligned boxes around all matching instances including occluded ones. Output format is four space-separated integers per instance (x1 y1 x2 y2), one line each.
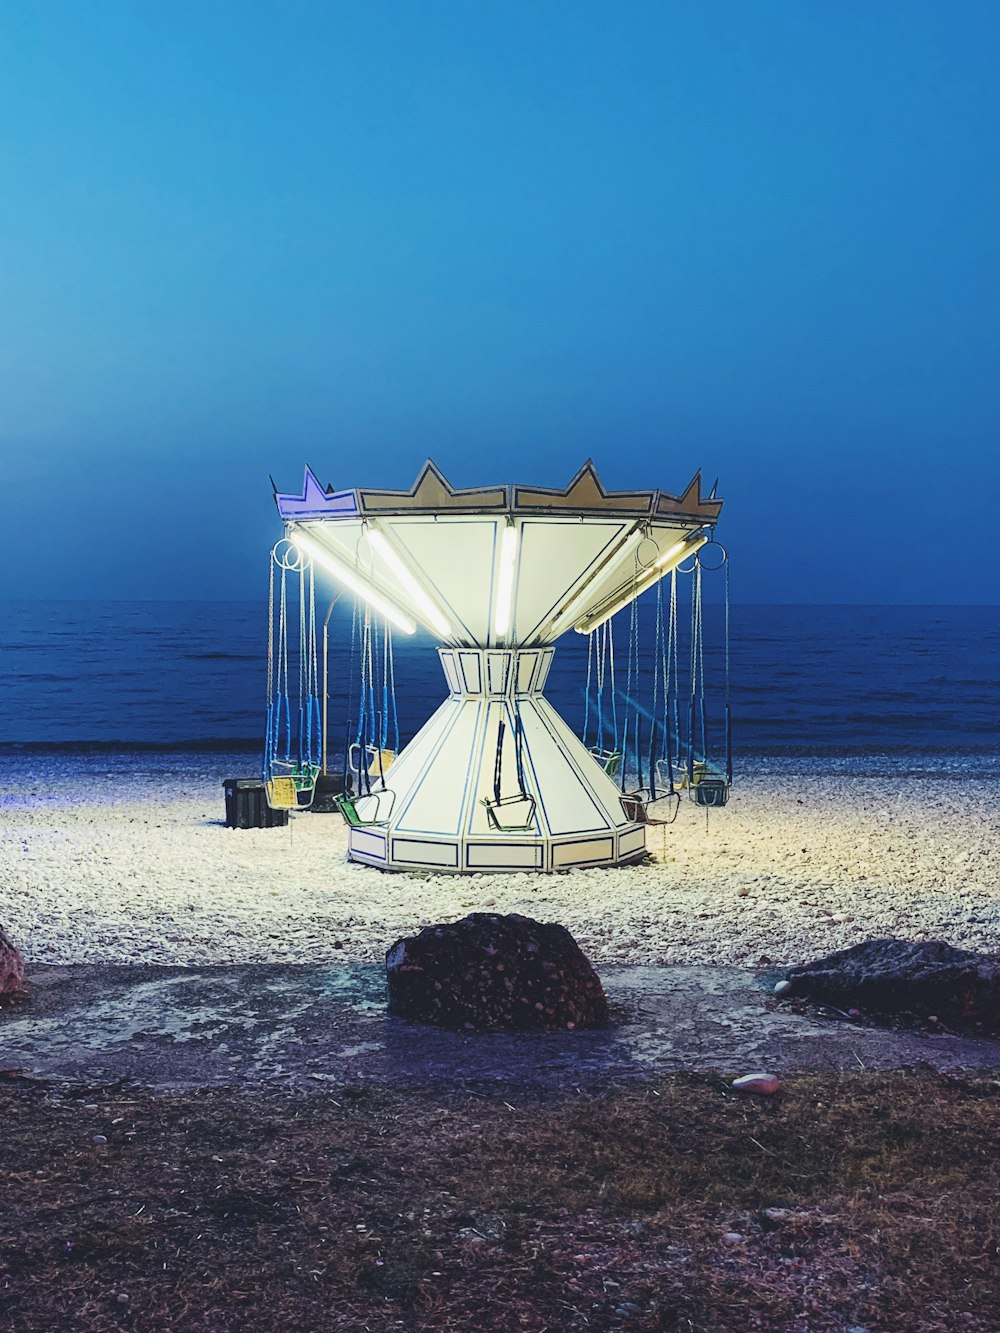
1 1 997 604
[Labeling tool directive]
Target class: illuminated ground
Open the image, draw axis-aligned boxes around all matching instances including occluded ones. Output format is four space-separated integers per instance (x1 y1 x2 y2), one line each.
2 752 997 970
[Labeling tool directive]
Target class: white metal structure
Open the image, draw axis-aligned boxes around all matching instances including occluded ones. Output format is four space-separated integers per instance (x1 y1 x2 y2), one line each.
274 460 723 873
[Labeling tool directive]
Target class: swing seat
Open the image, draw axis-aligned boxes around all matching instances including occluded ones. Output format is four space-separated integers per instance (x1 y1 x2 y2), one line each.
348 744 396 783
368 747 396 777
620 789 680 826
266 776 299 809
589 748 622 778
481 793 536 833
334 788 395 827
690 776 730 808
265 764 321 811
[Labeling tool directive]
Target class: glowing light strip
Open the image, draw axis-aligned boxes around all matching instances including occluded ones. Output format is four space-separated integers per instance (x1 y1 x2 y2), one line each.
573 532 708 634
288 527 417 635
548 526 647 634
493 524 518 638
367 529 452 639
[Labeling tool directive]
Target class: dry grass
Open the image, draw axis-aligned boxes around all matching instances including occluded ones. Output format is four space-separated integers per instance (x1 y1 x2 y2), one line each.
1 1069 998 1331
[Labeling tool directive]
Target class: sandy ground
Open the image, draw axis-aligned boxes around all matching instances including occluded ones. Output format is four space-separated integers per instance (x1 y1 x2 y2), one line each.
0 752 997 968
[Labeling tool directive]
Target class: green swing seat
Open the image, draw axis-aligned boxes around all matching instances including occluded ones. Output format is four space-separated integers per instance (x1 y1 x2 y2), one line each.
334 788 395 827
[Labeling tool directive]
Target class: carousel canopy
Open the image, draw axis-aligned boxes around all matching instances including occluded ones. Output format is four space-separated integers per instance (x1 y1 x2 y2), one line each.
274 460 723 649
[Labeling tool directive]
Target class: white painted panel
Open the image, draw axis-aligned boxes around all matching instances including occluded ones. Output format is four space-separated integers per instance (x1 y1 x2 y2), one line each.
618 826 648 856
516 652 539 693
440 652 461 694
535 651 554 691
485 652 510 695
391 838 460 867
459 652 482 694
513 520 628 644
553 837 615 867
349 829 386 859
533 697 632 826
395 701 479 836
466 843 543 869
387 518 500 644
370 698 453 802
518 701 612 837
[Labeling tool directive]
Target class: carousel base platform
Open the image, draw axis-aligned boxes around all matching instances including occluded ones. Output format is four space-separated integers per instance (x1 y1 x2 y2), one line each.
344 647 648 875
347 823 649 874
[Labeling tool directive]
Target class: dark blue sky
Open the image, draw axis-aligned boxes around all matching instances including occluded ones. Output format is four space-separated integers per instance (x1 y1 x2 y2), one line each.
1 2 997 603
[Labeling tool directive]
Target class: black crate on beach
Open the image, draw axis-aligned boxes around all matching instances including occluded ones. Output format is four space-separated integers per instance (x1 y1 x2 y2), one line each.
223 778 289 829
310 771 346 813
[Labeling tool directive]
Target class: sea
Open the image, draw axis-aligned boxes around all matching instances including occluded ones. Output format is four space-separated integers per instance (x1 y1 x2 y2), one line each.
1 601 998 776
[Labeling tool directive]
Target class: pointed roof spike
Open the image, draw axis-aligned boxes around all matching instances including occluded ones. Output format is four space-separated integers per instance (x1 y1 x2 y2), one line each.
514 460 654 514
654 469 723 521
358 459 508 513
274 465 359 519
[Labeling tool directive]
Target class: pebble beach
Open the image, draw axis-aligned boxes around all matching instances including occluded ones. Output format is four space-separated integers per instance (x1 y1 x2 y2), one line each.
2 751 997 971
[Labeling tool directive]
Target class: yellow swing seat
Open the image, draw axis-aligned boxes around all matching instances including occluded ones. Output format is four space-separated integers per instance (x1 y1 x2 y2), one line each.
265 763 321 811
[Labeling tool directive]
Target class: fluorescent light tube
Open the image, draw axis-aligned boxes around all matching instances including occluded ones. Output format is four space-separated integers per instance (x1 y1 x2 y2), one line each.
574 532 708 634
367 529 452 639
548 526 647 634
288 528 416 635
493 524 518 638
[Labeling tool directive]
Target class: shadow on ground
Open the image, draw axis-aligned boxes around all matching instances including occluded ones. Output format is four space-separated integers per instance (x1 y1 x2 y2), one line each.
3 962 999 1090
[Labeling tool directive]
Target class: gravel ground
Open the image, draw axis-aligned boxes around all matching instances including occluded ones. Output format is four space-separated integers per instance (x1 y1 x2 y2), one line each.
1 751 997 968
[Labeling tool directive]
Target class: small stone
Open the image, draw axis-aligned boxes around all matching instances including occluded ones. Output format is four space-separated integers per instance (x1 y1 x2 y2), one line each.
92 1135 108 1146
117 1294 130 1305
721 1231 744 1245
731 1073 782 1095
773 979 793 996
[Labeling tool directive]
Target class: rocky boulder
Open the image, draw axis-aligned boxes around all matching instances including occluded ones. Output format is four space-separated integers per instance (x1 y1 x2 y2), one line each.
780 938 1000 1033
0 925 25 996
385 912 609 1032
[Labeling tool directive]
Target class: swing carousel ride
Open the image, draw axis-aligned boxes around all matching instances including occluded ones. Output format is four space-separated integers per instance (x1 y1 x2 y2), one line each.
263 461 730 874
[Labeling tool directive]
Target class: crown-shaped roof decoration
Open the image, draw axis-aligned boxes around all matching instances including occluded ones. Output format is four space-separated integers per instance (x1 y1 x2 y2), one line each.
273 466 359 519
275 459 723 522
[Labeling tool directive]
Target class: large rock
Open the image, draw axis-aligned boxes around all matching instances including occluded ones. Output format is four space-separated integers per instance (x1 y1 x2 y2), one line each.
0 925 25 996
385 912 609 1031
781 938 1000 1032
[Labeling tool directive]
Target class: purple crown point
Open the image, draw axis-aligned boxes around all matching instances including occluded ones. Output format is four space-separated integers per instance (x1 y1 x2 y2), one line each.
275 466 358 520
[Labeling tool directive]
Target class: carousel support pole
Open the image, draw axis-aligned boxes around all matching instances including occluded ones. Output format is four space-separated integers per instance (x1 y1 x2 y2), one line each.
321 593 341 775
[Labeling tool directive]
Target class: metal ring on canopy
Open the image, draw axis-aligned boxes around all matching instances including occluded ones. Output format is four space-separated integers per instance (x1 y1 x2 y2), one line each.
273 537 309 572
696 541 728 572
634 535 660 571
